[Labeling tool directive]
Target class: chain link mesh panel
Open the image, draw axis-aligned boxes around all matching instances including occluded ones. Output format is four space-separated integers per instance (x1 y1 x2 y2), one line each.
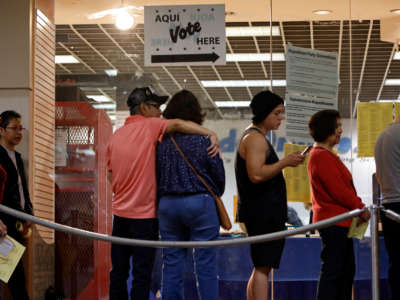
55 102 112 300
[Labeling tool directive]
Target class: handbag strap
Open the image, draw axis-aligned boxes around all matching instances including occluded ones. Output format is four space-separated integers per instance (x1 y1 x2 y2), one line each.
169 135 218 199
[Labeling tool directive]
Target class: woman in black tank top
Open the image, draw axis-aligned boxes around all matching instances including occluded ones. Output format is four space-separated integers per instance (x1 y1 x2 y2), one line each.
235 91 305 300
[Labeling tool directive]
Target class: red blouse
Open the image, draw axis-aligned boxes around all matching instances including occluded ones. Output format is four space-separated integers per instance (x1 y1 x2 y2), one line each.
307 147 364 227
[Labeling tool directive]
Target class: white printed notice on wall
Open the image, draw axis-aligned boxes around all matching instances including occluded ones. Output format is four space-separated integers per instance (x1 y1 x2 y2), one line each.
285 94 337 142
144 4 226 66
285 45 339 142
286 45 338 100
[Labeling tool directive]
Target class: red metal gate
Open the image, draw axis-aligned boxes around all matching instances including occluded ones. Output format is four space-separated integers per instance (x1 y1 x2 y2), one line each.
55 102 112 300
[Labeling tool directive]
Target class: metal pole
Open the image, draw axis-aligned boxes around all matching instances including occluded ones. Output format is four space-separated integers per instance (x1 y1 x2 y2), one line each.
370 205 380 300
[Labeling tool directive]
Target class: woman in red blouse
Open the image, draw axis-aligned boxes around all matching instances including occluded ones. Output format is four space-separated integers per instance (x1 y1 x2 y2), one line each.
307 109 370 300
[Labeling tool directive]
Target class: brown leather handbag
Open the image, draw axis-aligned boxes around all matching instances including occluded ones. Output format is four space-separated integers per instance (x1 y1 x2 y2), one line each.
170 136 232 230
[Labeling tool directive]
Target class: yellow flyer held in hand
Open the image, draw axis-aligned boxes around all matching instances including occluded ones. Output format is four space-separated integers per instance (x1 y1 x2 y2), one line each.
0 235 26 283
347 217 369 240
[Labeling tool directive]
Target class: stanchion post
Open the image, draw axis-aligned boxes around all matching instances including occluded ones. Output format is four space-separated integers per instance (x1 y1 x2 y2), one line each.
370 205 380 300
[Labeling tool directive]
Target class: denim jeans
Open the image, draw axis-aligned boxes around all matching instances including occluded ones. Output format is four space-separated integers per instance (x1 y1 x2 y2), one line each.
158 193 220 300
317 226 355 300
109 215 158 300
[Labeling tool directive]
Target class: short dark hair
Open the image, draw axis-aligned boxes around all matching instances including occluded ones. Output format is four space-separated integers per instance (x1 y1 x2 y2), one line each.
308 109 341 142
250 90 284 124
163 90 205 125
0 110 21 129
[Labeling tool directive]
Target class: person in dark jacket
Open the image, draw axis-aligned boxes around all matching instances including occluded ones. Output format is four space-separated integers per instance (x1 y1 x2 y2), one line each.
235 91 304 300
0 110 33 300
0 163 8 236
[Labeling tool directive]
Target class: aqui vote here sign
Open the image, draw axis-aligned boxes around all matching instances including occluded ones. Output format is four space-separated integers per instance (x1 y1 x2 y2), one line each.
144 4 226 66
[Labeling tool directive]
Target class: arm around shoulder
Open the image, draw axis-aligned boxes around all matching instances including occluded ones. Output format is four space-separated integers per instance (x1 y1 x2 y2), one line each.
166 119 220 157
165 119 214 136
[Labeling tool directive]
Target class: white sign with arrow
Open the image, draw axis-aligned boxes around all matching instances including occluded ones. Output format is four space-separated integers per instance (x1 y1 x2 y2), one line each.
144 4 226 66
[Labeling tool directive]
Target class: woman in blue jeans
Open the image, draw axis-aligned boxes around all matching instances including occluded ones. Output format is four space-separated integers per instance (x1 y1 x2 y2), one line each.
156 90 225 300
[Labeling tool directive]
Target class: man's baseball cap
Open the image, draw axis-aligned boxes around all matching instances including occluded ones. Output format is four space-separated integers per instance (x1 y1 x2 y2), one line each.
127 87 169 108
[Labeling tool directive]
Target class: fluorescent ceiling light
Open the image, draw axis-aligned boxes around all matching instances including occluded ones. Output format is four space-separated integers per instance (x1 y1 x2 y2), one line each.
384 79 400 86
55 55 79 64
92 103 116 109
216 101 250 107
226 26 280 37
390 9 400 15
105 69 118 77
226 53 285 62
394 52 400 60
87 95 112 103
201 80 286 87
312 10 332 15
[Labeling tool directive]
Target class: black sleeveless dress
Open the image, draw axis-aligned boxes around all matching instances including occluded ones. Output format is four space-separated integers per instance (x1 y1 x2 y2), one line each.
235 127 288 268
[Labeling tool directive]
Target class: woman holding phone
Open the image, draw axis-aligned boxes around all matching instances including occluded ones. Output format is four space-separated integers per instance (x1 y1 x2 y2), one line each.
235 90 305 300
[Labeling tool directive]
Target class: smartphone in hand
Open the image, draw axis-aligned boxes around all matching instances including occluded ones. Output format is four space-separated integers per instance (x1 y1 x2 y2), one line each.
301 146 312 156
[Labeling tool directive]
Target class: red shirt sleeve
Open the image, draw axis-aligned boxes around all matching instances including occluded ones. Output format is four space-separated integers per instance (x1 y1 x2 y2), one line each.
149 118 170 142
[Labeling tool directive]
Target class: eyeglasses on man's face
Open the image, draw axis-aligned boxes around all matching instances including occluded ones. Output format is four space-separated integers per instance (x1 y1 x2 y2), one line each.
5 126 26 132
145 102 161 109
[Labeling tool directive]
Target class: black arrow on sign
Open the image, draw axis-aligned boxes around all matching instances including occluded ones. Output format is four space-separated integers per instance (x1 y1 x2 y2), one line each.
151 52 220 63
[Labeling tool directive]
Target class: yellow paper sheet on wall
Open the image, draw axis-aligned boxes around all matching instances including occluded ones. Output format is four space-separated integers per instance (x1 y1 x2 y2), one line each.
396 103 400 121
357 102 393 157
283 144 311 203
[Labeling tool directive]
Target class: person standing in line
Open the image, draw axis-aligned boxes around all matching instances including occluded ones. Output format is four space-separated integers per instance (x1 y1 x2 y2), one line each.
106 87 220 300
156 90 225 300
235 90 305 300
0 162 8 236
0 116 7 300
0 110 33 300
374 115 400 300
0 163 6 300
307 109 370 300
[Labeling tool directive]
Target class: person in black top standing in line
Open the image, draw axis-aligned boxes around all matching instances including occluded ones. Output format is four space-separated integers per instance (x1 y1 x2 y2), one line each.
0 110 33 300
235 91 304 300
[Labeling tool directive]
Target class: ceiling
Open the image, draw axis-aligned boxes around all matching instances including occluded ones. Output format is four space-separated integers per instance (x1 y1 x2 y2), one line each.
55 0 400 23
54 1 400 120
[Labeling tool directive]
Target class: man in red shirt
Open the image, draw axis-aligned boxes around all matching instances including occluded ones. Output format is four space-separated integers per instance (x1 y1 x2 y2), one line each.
107 87 219 300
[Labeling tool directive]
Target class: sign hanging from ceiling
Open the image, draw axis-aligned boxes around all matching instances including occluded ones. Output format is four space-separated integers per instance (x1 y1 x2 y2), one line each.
285 45 339 143
144 4 226 66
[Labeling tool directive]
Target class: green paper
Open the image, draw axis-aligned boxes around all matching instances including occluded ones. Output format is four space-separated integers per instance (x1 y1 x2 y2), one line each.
347 217 369 240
